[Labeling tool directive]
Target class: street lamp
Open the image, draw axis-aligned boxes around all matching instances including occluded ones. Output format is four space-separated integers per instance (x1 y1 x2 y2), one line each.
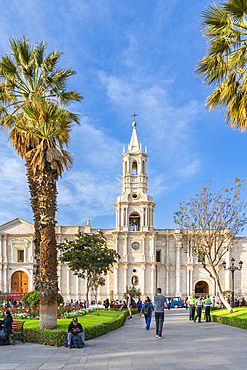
222 258 243 308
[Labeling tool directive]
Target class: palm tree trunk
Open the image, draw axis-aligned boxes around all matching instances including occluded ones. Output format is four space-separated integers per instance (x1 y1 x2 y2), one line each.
36 167 58 329
26 159 41 290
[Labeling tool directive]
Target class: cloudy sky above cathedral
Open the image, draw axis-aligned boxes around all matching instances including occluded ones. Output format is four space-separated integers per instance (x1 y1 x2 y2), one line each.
0 0 247 232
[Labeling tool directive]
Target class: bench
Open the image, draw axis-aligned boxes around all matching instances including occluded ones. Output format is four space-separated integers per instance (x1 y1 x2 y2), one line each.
9 320 25 345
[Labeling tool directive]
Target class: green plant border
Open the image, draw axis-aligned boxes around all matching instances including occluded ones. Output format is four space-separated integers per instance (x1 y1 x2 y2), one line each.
211 310 247 330
23 309 133 346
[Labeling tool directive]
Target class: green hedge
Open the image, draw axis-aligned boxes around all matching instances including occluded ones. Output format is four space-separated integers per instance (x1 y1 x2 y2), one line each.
211 313 247 330
23 310 129 346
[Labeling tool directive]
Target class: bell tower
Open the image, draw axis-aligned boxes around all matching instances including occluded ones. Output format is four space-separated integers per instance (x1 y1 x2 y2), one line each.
114 118 155 232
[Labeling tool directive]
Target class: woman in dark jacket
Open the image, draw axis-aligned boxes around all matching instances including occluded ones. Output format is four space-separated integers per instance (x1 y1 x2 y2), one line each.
2 310 13 334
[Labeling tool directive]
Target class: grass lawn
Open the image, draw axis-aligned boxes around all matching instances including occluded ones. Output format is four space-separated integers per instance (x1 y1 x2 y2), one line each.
23 310 126 330
212 307 247 319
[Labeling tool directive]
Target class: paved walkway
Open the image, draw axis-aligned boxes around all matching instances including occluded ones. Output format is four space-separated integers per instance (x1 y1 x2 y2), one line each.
0 309 247 370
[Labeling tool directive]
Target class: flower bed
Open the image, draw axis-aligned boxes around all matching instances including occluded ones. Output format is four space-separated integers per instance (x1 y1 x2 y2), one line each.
3 304 95 320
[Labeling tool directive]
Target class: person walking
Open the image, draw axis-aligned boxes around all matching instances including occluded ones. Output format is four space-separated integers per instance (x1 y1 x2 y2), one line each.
141 298 154 330
204 295 212 322
137 297 142 316
127 293 134 320
167 298 171 310
154 288 167 339
194 296 203 323
187 294 196 320
185 297 188 309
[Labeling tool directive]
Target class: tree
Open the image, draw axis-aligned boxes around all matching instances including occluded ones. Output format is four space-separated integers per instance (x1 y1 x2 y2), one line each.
12 99 78 328
89 274 105 315
124 286 142 300
58 231 121 307
0 37 83 329
174 179 247 313
195 0 247 131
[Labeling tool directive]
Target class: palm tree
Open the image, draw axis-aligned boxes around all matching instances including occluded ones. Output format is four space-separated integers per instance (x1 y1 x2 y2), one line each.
10 98 76 328
195 0 247 131
0 37 82 328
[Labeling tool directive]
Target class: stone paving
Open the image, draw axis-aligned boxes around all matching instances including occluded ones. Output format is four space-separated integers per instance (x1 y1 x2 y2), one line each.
0 309 247 369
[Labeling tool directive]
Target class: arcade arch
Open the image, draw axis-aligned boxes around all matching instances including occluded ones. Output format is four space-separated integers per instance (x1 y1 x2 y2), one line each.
195 280 209 297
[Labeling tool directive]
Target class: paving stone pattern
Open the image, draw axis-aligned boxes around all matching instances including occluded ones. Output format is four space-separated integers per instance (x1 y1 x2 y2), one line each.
0 309 246 369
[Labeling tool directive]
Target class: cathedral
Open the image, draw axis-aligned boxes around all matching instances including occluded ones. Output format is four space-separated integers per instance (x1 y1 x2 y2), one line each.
1 121 247 302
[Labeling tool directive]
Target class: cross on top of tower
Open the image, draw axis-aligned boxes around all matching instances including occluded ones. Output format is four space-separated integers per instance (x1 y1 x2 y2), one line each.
131 112 138 123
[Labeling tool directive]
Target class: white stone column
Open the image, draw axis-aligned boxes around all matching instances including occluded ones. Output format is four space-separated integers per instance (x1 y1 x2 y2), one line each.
4 265 7 292
166 268 169 296
187 270 190 296
142 234 146 262
58 265 61 292
123 265 127 291
67 266 70 296
29 241 33 263
107 271 110 298
0 265 2 291
190 270 193 295
4 236 7 263
150 234 155 262
124 234 128 261
114 265 118 298
141 264 145 296
125 208 128 227
175 244 181 296
0 235 2 263
151 265 155 296
121 208 124 227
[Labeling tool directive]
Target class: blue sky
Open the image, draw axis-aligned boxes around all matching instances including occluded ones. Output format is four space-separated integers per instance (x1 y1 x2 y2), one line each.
0 0 247 233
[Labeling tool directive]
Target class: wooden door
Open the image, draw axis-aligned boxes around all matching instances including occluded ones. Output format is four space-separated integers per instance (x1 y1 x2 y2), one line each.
11 271 28 293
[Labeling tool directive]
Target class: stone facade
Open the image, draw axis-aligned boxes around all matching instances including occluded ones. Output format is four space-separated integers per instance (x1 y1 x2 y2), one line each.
1 122 247 302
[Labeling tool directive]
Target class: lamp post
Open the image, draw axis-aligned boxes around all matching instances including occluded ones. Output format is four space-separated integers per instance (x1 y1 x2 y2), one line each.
222 258 243 308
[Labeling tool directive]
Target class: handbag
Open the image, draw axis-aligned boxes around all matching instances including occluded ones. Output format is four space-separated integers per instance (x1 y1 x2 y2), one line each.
0 328 8 340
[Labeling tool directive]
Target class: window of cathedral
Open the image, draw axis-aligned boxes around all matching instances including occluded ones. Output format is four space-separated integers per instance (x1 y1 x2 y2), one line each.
132 193 137 199
129 212 140 231
132 275 139 286
132 161 137 175
156 250 161 262
17 250 24 263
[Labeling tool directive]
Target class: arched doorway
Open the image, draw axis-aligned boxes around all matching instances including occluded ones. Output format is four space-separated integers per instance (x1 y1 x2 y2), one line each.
11 271 28 293
195 280 209 298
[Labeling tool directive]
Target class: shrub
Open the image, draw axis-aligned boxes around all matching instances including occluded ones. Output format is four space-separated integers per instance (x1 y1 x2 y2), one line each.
23 310 129 346
211 314 247 330
23 291 63 307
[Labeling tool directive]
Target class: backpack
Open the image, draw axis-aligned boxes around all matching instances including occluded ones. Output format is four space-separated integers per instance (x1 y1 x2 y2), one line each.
63 337 68 347
143 303 151 317
131 297 135 306
73 335 84 348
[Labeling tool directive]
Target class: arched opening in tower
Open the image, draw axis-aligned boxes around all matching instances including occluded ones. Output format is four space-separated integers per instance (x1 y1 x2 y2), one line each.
129 212 140 231
132 161 137 175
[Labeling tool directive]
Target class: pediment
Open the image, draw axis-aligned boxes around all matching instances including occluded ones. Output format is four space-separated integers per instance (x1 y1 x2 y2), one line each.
0 218 34 235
